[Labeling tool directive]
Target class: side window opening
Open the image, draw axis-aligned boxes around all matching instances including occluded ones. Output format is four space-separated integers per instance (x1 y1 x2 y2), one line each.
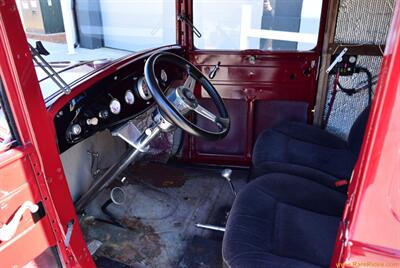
193 0 323 51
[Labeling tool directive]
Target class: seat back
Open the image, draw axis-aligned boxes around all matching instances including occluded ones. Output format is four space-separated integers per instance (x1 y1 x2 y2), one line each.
347 106 371 155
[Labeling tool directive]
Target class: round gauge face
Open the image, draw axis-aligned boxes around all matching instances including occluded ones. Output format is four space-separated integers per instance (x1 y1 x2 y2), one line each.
160 69 168 83
125 90 135 105
109 98 121 114
137 77 152 100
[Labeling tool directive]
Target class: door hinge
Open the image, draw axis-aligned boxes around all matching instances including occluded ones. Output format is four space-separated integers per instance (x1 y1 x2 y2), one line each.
64 219 75 247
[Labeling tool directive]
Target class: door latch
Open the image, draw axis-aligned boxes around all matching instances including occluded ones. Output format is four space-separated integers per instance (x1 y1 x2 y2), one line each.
0 201 39 242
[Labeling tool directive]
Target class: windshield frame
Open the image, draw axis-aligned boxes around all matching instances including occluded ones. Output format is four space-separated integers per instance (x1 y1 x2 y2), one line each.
44 45 183 107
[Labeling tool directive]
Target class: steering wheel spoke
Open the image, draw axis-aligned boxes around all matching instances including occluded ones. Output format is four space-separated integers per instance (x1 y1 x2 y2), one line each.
194 104 216 122
194 104 229 130
183 75 196 92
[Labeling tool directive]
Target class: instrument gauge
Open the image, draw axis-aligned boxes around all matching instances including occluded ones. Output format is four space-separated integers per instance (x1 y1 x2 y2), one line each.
160 69 168 83
109 98 121 114
125 90 135 105
136 77 152 100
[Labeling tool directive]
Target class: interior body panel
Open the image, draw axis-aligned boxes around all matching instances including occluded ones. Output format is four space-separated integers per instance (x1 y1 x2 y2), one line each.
0 0 398 267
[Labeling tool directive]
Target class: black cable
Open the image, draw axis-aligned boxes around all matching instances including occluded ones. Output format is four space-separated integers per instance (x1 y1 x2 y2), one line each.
336 67 373 105
323 72 340 129
324 66 373 128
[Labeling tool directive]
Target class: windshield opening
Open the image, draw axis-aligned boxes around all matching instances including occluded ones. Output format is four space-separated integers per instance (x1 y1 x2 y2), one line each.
16 0 177 101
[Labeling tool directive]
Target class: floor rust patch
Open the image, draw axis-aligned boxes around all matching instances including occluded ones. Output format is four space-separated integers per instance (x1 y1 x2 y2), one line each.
84 217 163 267
129 163 186 188
120 217 162 259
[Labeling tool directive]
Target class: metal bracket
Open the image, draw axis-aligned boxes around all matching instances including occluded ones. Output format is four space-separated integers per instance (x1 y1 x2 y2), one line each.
326 47 348 73
29 43 71 95
88 151 100 177
178 12 202 38
112 121 144 151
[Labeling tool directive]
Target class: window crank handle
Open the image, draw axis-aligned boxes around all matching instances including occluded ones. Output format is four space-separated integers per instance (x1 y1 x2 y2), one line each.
209 61 221 79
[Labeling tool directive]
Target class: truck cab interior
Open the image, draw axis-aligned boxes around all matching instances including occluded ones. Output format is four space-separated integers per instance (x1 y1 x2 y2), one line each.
0 0 399 267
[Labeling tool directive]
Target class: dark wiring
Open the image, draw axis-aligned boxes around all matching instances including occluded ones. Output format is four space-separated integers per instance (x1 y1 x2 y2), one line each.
336 67 373 105
323 72 340 129
324 66 373 128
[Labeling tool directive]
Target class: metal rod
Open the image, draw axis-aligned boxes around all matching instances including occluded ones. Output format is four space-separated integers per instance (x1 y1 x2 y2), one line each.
75 127 161 212
195 223 226 232
29 43 71 94
100 199 124 228
228 182 237 197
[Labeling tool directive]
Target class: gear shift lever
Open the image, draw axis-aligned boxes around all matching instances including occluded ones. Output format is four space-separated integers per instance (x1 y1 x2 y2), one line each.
195 169 236 233
221 169 237 197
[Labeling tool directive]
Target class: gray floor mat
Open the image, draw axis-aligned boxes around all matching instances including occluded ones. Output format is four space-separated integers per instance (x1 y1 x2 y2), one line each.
178 236 222 268
81 164 248 268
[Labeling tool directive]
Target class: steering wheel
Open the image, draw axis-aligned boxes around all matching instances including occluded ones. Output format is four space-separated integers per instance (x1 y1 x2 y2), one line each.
144 52 230 140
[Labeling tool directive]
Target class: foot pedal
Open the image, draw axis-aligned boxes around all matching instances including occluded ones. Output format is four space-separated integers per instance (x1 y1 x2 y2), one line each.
87 239 103 255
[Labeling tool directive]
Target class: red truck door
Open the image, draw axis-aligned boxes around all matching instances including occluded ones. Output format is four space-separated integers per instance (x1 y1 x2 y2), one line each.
0 104 59 267
0 2 94 267
181 0 329 166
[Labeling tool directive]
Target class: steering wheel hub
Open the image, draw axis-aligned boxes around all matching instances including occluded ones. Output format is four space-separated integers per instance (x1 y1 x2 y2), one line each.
145 52 230 140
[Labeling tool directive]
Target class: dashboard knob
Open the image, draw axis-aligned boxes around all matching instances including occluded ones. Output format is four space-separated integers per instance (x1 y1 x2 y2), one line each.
99 110 109 119
71 124 82 135
87 117 99 126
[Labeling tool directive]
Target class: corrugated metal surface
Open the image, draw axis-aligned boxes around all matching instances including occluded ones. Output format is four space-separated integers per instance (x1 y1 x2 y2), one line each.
324 56 382 139
335 0 395 44
324 0 394 139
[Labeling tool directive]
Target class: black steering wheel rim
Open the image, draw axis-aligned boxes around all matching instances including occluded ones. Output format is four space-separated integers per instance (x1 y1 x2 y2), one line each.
144 52 230 140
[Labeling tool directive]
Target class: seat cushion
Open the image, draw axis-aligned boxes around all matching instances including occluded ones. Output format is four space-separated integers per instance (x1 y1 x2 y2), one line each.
222 173 346 268
252 122 358 182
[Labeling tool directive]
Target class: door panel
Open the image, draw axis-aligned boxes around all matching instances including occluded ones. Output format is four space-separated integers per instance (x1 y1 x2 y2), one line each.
196 99 247 156
0 147 58 267
187 52 320 165
184 0 328 166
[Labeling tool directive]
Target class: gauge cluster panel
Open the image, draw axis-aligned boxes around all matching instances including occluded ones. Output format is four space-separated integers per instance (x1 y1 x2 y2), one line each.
54 58 180 153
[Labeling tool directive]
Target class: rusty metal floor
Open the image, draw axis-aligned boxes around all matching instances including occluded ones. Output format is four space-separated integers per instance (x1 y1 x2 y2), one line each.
80 164 248 268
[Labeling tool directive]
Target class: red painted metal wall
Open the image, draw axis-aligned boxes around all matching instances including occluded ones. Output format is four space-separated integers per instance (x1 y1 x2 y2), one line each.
331 1 400 265
0 2 95 267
